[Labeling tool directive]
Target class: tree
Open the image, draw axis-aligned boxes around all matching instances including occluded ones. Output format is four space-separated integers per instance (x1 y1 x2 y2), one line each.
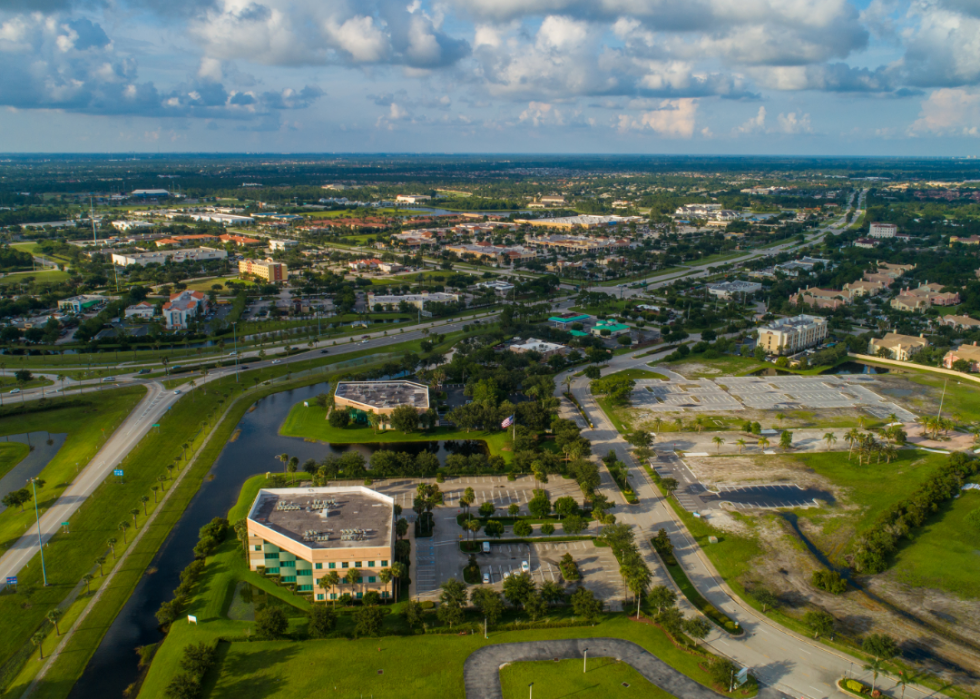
659 477 678 498
570 587 603 624
471 587 505 626
626 431 652 448
405 600 424 629
513 520 533 537
583 365 602 380
559 552 580 582
649 584 677 614
354 605 387 637
803 609 834 639
503 572 536 606
524 592 547 621
181 642 217 676
707 657 737 690
540 580 565 605
479 501 496 518
540 523 555 535
779 431 793 450
712 436 724 452
47 608 64 636
255 606 289 638
684 616 711 647
390 404 420 433
562 514 586 535
164 673 200 699
755 587 778 613
483 520 504 538
438 578 467 628
328 407 350 428
553 496 579 519
862 633 899 662
527 490 552 518
308 603 337 637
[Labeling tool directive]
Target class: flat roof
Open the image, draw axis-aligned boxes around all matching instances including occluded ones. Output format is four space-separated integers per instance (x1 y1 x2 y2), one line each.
334 380 429 411
248 487 393 550
549 314 590 323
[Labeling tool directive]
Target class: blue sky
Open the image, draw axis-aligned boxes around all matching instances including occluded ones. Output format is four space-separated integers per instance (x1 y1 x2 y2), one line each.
1 0 979 155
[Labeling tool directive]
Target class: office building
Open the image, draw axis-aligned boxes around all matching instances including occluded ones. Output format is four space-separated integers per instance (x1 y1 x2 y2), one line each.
333 381 430 417
239 259 287 282
112 247 227 267
869 222 898 239
706 280 762 300
366 292 459 310
756 315 828 355
247 487 395 601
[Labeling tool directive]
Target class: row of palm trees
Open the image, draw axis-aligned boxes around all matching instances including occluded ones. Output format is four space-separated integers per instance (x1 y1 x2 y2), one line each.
312 563 406 604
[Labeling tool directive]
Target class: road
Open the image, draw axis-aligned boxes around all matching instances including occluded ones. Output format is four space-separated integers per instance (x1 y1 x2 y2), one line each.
552 339 939 699
0 312 498 583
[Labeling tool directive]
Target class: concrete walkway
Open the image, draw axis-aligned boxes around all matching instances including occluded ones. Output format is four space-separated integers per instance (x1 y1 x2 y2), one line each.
463 638 788 699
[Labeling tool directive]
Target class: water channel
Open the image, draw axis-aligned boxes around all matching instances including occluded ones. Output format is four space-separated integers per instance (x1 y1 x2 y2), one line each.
68 381 482 699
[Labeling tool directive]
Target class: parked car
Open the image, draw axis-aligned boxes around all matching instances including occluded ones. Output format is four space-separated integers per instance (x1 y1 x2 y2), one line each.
482 541 490 554
174 390 181 395
320 349 329 354
482 572 490 585
521 560 530 573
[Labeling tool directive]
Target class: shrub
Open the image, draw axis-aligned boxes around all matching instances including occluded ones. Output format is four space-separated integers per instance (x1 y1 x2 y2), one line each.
811 569 848 595
966 507 980 531
845 679 867 694
255 606 289 638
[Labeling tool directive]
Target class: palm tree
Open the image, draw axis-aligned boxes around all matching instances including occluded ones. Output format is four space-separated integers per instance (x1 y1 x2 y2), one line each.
130 508 140 529
32 632 46 660
390 562 406 601
119 521 130 544
277 452 290 473
757 436 771 451
95 556 107 577
81 574 92 595
57 374 66 395
845 428 860 459
318 571 341 605
694 416 706 434
863 659 885 695
887 412 898 424
674 417 684 432
379 567 393 603
287 457 299 484
47 608 64 636
345 568 362 603
151 485 159 503
712 436 724 452
106 537 118 560
140 495 149 515
894 670 916 699
735 438 746 454
823 432 837 450
564 375 573 396
653 417 663 434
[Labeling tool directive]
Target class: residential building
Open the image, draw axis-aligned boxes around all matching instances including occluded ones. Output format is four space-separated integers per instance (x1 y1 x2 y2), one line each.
891 294 931 312
239 259 287 283
591 320 631 338
706 280 762 300
842 280 885 297
220 233 262 246
366 292 459 311
890 282 961 310
517 215 640 231
334 381 429 417
58 294 109 313
395 194 431 204
111 247 227 266
246 486 394 601
869 222 898 238
162 290 208 330
756 315 828 355
939 314 980 329
868 333 929 361
943 342 980 371
854 237 878 249
872 262 916 279
789 287 849 310
269 239 298 251
950 235 980 246
124 301 156 319
509 338 568 358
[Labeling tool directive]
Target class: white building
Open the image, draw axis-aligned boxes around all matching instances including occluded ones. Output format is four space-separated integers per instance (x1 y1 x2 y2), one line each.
112 247 227 267
706 280 763 300
869 222 898 239
269 239 298 251
757 315 828 355
124 301 157 320
111 221 153 232
475 280 515 296
167 212 254 226
367 292 459 311
509 338 567 358
162 290 208 330
395 195 431 204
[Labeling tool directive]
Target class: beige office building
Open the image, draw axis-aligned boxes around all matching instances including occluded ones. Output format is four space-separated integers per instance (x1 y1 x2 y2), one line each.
247 487 395 602
333 380 430 417
756 314 828 355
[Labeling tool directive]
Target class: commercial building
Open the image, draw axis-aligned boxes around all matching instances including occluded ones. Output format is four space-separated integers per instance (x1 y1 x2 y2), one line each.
706 280 762 300
868 333 929 361
509 338 567 358
182 213 254 226
395 194 431 204
269 239 298 251
527 234 629 253
943 342 980 371
246 487 394 601
220 233 262 246
162 290 208 330
517 215 639 231
549 313 591 329
869 222 898 239
591 320 631 338
334 381 430 417
239 258 287 283
111 247 227 267
130 189 170 198
366 292 459 310
756 315 828 355
475 280 515 296
773 256 832 277
111 221 153 232
950 235 980 246
156 234 219 247
58 294 110 313
443 243 537 263
124 301 156 319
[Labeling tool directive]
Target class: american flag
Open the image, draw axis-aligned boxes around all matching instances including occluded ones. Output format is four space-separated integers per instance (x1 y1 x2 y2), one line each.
501 415 515 428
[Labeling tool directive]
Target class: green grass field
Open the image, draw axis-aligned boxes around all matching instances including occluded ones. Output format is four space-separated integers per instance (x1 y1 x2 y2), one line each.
889 489 980 598
182 277 256 292
0 441 30 479
0 270 70 286
504 657 673 699
279 406 512 461
607 369 665 381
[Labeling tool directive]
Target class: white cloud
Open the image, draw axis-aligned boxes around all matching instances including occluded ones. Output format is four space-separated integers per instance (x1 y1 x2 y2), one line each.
776 111 812 133
518 101 564 126
735 105 767 133
900 0 980 87
909 88 980 136
616 98 698 137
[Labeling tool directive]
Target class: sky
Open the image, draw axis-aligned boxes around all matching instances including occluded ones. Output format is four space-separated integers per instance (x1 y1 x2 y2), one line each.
1 0 980 155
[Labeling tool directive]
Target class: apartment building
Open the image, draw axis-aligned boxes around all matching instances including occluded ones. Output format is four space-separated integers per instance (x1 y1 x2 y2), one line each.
162 290 208 330
868 333 929 361
789 287 849 310
943 342 980 371
868 222 898 238
756 315 828 355
247 487 395 601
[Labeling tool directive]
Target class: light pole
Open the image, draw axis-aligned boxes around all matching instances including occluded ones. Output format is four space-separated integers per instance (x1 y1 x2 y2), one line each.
232 322 239 383
28 477 48 586
528 683 533 699
583 647 588 673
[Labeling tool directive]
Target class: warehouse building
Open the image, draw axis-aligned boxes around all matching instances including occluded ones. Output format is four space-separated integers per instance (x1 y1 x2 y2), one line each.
247 487 395 601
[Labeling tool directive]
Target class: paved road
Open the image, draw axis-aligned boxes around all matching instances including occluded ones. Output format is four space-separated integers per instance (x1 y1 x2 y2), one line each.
463 638 790 699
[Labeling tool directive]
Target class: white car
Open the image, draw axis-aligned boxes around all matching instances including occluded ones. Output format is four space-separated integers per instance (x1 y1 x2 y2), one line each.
8 388 19 394
271 359 281 364
521 560 530 573
174 390 181 395
482 572 490 585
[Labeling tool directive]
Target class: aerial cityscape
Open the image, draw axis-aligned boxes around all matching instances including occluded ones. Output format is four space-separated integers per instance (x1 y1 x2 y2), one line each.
1 1 980 699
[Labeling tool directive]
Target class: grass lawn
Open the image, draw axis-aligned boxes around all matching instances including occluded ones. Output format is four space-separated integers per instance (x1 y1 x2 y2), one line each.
902 371 980 424
182 277 255 292
654 355 767 378
0 374 54 394
0 270 70 286
889 489 980 598
279 406 512 461
0 441 30 479
607 369 665 381
500 657 673 699
570 299 630 316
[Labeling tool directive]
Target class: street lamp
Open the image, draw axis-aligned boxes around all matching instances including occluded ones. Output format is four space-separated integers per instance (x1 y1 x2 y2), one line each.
28 477 48 586
583 647 588 673
528 683 533 699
